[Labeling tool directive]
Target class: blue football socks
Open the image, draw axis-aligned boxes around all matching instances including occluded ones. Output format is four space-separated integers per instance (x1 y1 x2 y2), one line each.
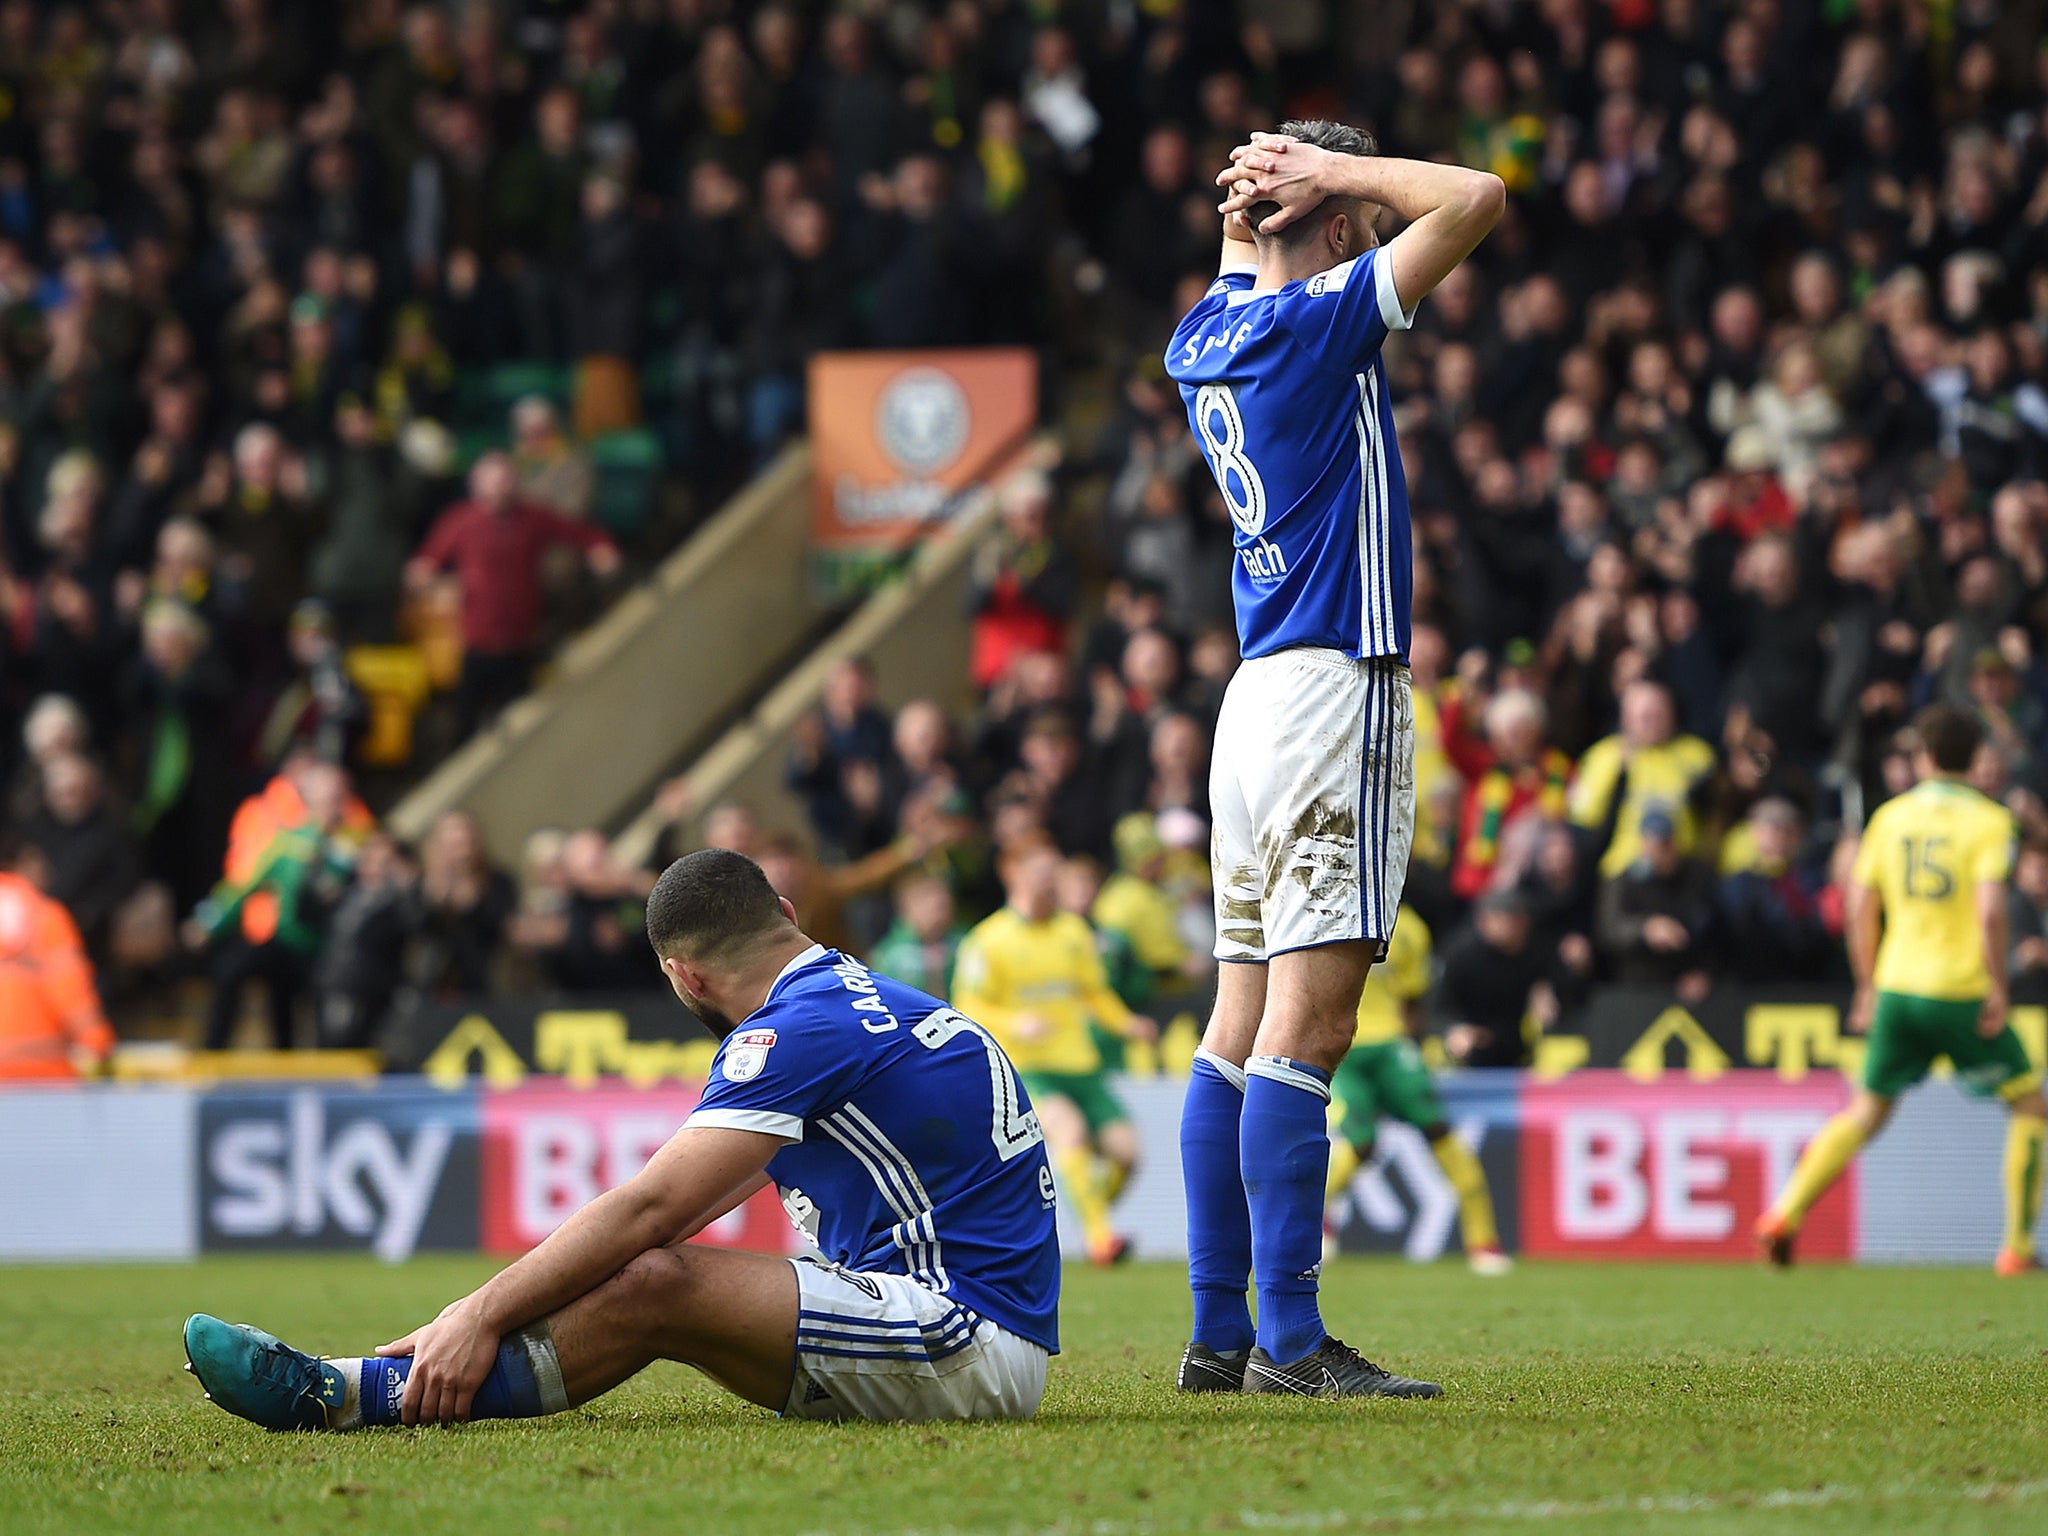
1181 1050 1255 1354
340 1324 568 1427
1241 1055 1335 1363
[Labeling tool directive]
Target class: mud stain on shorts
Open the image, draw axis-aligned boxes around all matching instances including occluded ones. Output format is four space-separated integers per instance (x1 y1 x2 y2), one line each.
1217 862 1264 948
1268 801 1358 914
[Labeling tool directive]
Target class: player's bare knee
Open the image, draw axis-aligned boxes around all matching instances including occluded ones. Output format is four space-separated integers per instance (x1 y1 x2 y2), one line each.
1048 1104 1091 1152
610 1248 700 1320
1254 1007 1357 1072
1201 962 1267 1066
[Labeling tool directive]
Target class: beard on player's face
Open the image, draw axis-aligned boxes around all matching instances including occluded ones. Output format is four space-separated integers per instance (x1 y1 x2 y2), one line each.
666 963 740 1037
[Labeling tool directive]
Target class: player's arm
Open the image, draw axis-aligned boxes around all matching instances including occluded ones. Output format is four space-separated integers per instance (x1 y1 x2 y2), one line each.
1218 136 1504 311
668 1169 773 1246
1217 206 1257 275
1978 878 2010 1038
1843 879 1882 1034
380 1125 780 1425
403 508 461 589
1080 942 1153 1041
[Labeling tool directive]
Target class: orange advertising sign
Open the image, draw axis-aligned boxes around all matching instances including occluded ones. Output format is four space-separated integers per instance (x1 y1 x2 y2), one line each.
808 349 1038 563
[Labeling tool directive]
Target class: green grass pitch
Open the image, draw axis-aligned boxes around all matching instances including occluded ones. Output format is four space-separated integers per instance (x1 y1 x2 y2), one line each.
3 1258 2044 1535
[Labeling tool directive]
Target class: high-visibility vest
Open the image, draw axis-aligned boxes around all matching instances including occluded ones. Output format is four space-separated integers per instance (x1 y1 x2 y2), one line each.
0 873 113 1080
222 777 374 943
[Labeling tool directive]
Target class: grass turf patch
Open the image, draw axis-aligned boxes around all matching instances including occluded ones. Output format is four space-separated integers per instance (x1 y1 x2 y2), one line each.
2 1258 2044 1535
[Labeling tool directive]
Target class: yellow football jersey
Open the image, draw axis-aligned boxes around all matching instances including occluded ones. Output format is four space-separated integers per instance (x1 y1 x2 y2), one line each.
1568 732 1718 877
952 908 1135 1074
1851 778 2015 1001
1091 873 1188 973
1354 908 1433 1045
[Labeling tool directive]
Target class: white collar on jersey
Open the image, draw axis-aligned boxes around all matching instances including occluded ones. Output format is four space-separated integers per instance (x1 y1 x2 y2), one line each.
767 941 829 999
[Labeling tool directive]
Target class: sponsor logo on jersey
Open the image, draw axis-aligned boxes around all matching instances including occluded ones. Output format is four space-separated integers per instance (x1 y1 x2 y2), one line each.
1240 536 1289 583
723 1029 778 1083
783 1185 822 1242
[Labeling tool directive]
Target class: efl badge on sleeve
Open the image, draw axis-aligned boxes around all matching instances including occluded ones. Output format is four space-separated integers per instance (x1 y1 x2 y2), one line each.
723 1028 778 1083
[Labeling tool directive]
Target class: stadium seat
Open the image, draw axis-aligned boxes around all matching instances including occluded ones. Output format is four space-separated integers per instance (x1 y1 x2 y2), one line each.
454 360 572 430
346 645 434 767
588 428 666 536
399 587 465 692
452 424 500 473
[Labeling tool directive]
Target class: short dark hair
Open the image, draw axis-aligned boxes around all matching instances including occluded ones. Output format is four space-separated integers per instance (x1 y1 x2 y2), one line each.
1912 703 1983 774
645 849 791 961
1247 119 1380 239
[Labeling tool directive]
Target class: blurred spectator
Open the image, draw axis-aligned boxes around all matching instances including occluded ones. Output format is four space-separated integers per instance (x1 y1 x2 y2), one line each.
406 453 621 734
190 759 363 1049
124 600 235 911
21 751 138 965
1091 813 1189 986
307 396 418 643
1716 799 1837 984
1595 807 1716 1001
518 830 656 993
1518 821 1597 1004
785 658 893 856
1014 711 1106 860
1436 891 1554 1069
510 397 596 521
1443 684 1574 900
1967 648 2047 792
1569 681 1717 879
868 871 965 998
256 600 367 768
0 832 115 1079
10 695 92 824
2007 841 2048 1001
968 473 1076 691
313 832 418 1049
755 803 964 956
411 810 515 997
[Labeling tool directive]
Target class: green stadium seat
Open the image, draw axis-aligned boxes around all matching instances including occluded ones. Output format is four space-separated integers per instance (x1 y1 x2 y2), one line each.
589 427 666 536
452 425 499 472
454 361 572 430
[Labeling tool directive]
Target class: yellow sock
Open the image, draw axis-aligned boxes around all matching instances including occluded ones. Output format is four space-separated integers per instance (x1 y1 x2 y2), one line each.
1771 1111 1868 1232
1431 1132 1500 1253
1325 1139 1363 1205
2003 1113 2046 1259
1096 1155 1131 1205
1056 1146 1113 1250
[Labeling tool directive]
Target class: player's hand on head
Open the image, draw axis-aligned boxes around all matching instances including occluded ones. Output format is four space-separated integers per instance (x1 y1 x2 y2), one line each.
1215 134 1326 234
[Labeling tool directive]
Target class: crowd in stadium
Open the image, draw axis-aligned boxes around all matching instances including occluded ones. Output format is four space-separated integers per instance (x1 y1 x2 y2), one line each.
5 0 2048 1061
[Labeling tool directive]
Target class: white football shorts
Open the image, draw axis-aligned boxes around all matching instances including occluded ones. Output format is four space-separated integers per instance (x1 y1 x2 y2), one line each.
782 1257 1048 1423
1210 647 1415 963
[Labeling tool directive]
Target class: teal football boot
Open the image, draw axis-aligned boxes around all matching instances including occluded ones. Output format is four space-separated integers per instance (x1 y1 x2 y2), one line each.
183 1314 351 1431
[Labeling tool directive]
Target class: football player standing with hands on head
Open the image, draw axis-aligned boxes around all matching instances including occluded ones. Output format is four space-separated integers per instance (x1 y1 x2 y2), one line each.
1166 124 1503 1398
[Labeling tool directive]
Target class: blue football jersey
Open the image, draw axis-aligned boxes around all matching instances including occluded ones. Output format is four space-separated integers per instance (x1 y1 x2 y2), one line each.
1165 248 1417 662
686 944 1061 1353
